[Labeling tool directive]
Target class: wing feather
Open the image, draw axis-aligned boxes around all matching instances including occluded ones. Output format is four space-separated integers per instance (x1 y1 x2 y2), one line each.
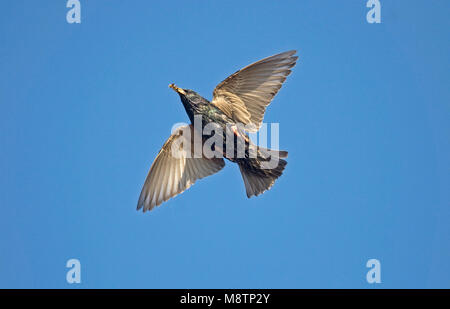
212 50 298 132
137 125 225 212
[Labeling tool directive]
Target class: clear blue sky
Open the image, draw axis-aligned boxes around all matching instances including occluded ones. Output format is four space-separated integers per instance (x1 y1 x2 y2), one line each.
0 1 449 288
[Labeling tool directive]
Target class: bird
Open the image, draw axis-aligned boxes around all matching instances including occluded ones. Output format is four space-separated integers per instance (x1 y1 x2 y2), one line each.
137 50 298 212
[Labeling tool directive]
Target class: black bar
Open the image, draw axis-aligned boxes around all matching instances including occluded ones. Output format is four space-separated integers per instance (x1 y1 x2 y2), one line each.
0 289 447 306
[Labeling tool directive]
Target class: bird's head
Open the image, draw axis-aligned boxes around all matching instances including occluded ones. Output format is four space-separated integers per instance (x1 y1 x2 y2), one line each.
169 83 202 105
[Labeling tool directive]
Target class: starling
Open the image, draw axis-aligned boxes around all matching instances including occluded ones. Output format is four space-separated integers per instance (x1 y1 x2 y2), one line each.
137 50 298 212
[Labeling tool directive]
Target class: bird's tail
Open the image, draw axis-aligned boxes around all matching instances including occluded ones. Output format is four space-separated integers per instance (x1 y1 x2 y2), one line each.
237 149 288 198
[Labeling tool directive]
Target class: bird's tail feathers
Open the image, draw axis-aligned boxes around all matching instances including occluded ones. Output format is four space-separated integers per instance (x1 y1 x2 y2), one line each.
238 149 287 198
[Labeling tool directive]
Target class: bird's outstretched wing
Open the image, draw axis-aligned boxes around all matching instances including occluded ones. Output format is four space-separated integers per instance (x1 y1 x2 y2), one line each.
137 125 225 212
211 50 298 132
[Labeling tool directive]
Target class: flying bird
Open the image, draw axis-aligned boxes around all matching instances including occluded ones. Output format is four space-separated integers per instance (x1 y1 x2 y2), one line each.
137 50 298 212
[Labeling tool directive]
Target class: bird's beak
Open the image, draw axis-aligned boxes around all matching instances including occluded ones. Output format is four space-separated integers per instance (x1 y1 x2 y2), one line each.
169 83 186 95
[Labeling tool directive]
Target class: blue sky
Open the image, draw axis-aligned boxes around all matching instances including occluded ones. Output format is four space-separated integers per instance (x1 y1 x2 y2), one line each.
0 1 449 288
